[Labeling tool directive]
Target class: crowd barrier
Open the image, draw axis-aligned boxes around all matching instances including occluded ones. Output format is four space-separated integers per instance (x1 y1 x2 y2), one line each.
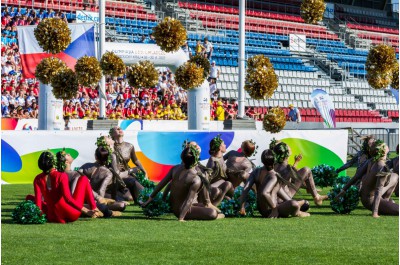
2 130 348 184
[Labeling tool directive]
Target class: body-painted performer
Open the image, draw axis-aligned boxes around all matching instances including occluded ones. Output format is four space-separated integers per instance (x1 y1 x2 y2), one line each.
337 141 398 217
336 135 375 174
206 135 234 202
239 149 309 218
109 126 146 203
28 151 102 223
271 139 328 206
56 150 123 217
143 147 224 221
386 144 399 196
223 140 256 188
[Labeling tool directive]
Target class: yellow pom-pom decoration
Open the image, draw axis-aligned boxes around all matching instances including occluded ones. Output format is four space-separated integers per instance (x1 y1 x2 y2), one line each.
34 18 71 54
391 62 399 90
175 62 204 90
127 60 159 88
152 17 187 52
245 55 279 100
51 69 79 100
75 56 102 87
300 0 326 24
189 54 211 79
366 44 397 75
367 70 392 89
35 57 67 84
247 54 274 71
263 107 286 133
100 51 126 77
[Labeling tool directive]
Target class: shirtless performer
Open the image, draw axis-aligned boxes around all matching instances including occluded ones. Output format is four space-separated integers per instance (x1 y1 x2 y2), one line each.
109 126 146 203
337 141 398 217
387 144 399 196
271 139 328 206
206 135 234 201
224 140 256 188
239 149 309 218
336 135 375 174
77 138 127 212
143 146 224 221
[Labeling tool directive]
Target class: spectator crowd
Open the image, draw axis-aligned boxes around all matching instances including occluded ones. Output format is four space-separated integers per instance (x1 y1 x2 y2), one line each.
1 6 284 122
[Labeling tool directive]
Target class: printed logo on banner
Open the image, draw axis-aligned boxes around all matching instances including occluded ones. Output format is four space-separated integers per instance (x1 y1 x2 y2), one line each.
311 89 336 128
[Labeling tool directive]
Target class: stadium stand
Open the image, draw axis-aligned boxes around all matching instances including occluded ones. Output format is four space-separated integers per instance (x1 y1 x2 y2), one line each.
1 0 398 123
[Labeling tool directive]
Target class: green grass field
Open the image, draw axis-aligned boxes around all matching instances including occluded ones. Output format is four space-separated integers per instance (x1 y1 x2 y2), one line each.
2 179 398 265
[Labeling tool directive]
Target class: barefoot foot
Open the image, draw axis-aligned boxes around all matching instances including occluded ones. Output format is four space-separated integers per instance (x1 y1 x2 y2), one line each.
313 195 328 206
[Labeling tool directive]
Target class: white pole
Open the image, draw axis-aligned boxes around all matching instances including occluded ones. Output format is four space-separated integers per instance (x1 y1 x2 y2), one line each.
99 0 106 119
38 83 63 130
238 0 246 118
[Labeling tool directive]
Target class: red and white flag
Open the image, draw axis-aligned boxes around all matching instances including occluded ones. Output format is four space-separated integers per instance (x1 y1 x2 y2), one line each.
17 23 95 79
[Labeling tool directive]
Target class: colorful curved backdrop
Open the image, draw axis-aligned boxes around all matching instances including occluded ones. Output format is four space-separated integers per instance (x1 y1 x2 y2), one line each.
1 130 348 184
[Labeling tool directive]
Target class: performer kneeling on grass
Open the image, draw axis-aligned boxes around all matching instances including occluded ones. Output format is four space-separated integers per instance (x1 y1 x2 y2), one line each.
26 151 103 223
206 135 234 202
271 140 328 206
224 140 256 188
336 141 399 217
143 146 224 221
109 126 146 203
239 149 310 218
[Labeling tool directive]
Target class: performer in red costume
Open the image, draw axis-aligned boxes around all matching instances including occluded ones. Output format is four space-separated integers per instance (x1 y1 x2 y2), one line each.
29 151 102 223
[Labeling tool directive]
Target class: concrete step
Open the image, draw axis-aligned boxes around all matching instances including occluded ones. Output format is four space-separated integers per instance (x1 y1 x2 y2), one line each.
87 120 119 130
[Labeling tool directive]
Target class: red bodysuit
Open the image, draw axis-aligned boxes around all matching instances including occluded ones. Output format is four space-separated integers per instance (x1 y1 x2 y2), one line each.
32 170 96 223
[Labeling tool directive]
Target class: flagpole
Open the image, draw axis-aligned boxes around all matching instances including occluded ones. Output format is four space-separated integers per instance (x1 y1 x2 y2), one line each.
98 0 106 119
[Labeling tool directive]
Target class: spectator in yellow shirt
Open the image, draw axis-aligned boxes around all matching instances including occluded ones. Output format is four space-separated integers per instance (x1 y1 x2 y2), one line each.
216 101 225 121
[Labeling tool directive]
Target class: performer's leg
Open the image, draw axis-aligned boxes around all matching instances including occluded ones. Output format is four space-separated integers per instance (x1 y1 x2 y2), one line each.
183 205 220 220
297 167 328 206
277 200 309 217
123 177 144 203
382 173 399 200
107 201 126 211
211 181 233 206
72 176 97 209
378 200 399 216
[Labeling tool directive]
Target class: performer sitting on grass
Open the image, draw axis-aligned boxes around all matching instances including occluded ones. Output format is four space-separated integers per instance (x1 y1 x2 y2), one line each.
336 135 375 174
109 126 146 203
337 141 398 217
206 135 234 203
224 140 256 188
239 149 310 218
27 151 103 223
56 150 123 217
142 147 224 221
271 139 328 206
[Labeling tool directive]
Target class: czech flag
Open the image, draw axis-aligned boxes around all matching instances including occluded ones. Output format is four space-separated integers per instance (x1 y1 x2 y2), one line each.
17 23 95 79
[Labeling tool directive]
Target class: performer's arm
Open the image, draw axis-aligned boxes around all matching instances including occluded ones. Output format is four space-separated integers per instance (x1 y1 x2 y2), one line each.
130 146 147 175
239 170 256 214
143 167 174 206
223 150 233 161
335 159 369 200
336 152 360 173
33 177 43 211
